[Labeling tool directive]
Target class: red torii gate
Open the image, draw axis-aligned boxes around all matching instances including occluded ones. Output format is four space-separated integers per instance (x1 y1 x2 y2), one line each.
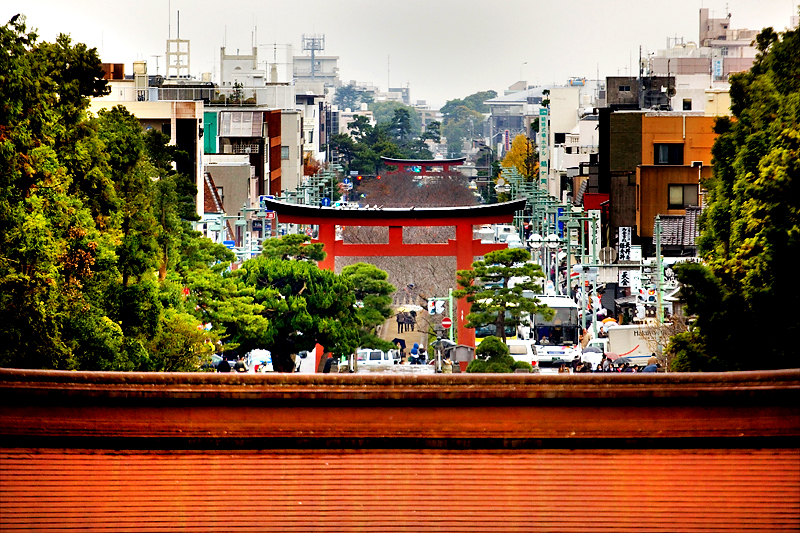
381 156 466 175
262 198 527 348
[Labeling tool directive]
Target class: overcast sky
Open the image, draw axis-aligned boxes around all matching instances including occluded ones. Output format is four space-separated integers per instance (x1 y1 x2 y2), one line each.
3 0 795 108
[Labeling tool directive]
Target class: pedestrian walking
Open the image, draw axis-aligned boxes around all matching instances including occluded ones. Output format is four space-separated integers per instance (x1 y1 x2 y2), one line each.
396 312 403 333
410 343 419 364
409 310 417 332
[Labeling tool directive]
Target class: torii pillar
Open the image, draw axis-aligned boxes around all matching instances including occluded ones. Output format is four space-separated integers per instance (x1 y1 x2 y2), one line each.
263 199 527 354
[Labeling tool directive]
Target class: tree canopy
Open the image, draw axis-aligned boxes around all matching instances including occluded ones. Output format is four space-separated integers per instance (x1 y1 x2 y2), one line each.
502 134 538 182
465 336 532 373
439 90 497 157
0 16 223 371
232 256 361 371
668 21 800 371
453 249 551 343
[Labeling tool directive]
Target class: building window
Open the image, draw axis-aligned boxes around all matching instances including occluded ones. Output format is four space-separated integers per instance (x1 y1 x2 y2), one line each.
655 143 684 165
682 99 692 111
668 184 699 209
281 146 290 160
619 85 631 92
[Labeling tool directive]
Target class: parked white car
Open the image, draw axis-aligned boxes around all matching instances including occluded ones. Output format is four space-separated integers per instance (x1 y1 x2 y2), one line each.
505 339 539 370
356 348 394 366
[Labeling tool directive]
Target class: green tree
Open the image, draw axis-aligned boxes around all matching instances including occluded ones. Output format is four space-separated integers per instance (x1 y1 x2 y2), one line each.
453 249 551 343
370 101 422 138
347 115 374 142
261 233 325 262
341 262 396 349
465 335 532 373
0 16 112 369
390 107 412 142
0 17 235 372
234 256 361 371
94 107 161 294
671 22 800 370
439 90 496 157
420 121 442 143
334 84 361 111
329 133 357 168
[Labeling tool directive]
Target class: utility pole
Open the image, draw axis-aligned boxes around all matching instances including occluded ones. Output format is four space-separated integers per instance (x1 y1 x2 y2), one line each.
655 215 664 357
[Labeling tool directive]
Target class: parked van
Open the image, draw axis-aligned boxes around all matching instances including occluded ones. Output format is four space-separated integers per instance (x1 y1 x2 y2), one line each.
494 224 517 243
357 348 394 366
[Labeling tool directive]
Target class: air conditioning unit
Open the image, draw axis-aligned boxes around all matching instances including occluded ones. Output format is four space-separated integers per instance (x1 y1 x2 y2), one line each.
691 161 703 168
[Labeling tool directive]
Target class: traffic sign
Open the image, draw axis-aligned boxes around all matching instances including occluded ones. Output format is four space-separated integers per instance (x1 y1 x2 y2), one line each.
441 317 452 329
321 197 331 207
222 240 235 249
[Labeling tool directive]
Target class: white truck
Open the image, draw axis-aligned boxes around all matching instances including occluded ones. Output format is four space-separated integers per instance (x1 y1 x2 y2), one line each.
586 325 652 366
494 224 518 243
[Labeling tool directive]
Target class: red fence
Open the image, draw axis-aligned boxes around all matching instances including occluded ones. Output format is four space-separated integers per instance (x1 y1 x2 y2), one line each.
2 369 799 532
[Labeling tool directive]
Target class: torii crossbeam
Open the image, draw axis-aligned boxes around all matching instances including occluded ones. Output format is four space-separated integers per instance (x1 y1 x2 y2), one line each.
262 198 527 348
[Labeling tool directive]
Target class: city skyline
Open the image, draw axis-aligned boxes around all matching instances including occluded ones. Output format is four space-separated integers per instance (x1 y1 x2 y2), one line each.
2 0 795 108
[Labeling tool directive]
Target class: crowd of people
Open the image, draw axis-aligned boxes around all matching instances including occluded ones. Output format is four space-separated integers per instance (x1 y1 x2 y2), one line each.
558 355 661 373
392 342 428 365
395 311 417 333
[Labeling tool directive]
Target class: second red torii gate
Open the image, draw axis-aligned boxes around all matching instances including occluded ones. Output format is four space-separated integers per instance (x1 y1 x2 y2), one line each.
262 198 527 347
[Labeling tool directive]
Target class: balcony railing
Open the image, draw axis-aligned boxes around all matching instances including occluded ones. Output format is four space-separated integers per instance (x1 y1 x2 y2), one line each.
97 85 296 109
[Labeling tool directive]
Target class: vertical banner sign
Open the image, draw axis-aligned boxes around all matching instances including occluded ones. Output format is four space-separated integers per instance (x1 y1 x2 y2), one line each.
713 58 723 78
504 129 511 153
539 108 549 186
619 269 631 287
588 210 601 262
618 226 632 261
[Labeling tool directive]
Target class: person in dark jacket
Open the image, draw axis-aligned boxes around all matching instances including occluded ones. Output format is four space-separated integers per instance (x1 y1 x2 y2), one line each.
217 357 231 373
323 353 336 374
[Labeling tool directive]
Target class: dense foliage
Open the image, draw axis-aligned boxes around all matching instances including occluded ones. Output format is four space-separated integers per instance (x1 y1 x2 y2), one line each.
0 17 391 372
329 106 431 175
440 90 497 157
329 89 496 173
0 17 218 370
466 336 532 373
668 22 800 371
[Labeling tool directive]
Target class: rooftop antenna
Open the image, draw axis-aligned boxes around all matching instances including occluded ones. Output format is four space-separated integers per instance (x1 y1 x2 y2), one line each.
151 55 163 76
301 34 324 81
